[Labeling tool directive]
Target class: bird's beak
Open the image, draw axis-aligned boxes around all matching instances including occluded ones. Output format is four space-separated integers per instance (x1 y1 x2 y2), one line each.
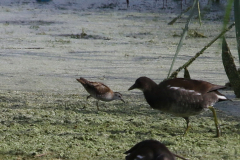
128 83 137 91
120 98 125 103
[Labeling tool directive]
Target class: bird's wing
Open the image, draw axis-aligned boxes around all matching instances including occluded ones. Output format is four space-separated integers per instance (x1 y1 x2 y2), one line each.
76 77 112 95
88 81 111 94
160 78 225 94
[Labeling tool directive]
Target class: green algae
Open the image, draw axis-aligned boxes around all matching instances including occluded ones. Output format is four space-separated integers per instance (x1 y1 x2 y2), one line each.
0 91 239 160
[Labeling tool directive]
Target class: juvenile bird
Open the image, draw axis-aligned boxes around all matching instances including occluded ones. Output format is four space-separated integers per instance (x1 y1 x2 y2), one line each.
128 77 229 137
77 77 125 110
125 140 187 160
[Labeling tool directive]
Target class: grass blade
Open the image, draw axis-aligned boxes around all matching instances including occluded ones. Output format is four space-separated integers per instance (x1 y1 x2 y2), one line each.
222 0 234 30
167 0 198 78
222 36 240 97
234 0 240 63
197 0 202 26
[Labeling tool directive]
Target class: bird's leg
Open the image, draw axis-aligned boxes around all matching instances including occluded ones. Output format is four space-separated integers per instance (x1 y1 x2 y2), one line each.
81 95 92 109
86 95 92 100
96 100 100 111
183 117 190 135
208 106 221 137
162 0 166 9
181 0 182 10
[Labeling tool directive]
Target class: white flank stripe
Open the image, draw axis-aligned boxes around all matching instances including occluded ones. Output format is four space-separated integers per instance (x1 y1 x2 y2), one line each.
169 87 202 95
188 90 195 92
136 155 144 159
217 95 227 100
169 86 180 90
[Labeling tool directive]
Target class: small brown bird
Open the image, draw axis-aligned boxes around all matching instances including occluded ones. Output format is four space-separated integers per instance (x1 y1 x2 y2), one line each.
76 77 125 110
128 77 229 137
125 140 187 160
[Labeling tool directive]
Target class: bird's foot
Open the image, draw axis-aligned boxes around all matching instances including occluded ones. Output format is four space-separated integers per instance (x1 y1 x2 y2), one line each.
183 125 191 136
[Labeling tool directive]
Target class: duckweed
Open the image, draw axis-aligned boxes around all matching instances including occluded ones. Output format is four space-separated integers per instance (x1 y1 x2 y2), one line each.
0 91 239 159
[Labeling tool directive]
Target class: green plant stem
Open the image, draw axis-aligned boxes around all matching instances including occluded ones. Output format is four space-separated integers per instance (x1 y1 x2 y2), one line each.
169 22 235 79
223 0 234 30
234 0 240 63
197 0 202 26
168 6 192 25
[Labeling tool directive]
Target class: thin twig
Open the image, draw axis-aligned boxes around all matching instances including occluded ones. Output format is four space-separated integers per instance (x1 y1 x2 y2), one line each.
168 6 192 25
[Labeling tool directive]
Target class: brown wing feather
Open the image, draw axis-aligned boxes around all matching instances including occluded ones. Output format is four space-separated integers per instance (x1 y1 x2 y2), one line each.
76 77 112 95
160 78 225 94
88 81 112 94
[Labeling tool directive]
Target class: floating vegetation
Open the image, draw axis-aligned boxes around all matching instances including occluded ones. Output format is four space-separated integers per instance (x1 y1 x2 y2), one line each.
0 20 59 26
0 91 239 159
126 32 153 39
57 34 111 40
188 29 207 38
56 28 110 40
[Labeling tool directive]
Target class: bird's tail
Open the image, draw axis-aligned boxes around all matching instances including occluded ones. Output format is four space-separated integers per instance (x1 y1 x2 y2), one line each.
215 90 232 102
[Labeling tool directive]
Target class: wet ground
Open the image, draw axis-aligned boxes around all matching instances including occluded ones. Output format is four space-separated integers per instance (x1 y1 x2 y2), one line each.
0 0 239 117
0 1 240 159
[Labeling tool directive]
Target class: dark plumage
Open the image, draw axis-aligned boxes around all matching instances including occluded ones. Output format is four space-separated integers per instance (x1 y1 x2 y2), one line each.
77 77 125 110
125 140 181 160
129 77 229 137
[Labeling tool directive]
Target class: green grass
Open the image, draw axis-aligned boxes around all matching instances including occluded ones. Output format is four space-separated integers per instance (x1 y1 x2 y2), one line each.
0 91 239 160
